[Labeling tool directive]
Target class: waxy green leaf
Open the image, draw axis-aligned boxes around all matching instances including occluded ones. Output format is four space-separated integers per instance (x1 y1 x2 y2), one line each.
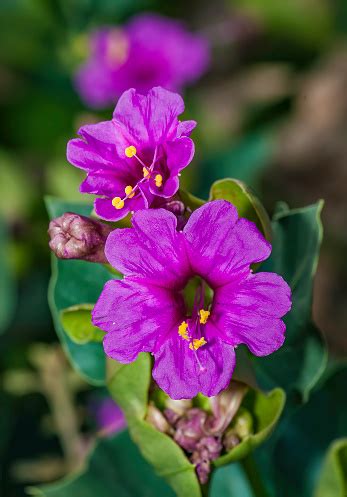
314 438 347 497
254 202 327 401
209 178 272 240
28 430 175 497
46 197 118 385
60 305 104 344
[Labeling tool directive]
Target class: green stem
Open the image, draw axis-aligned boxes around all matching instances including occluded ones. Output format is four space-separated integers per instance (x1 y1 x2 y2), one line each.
241 455 269 497
201 483 209 497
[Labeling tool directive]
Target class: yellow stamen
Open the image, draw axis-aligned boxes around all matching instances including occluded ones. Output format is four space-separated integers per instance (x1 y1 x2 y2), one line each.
143 167 150 178
178 321 190 341
125 145 137 158
189 337 207 351
111 196 124 209
124 185 135 198
199 309 210 325
155 174 163 188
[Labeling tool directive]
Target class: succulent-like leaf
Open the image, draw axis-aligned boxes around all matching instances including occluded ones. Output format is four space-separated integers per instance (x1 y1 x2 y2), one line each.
314 438 347 497
60 305 104 344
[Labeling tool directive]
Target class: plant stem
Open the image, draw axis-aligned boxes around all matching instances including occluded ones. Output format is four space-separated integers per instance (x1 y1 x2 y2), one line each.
201 483 210 497
241 455 269 497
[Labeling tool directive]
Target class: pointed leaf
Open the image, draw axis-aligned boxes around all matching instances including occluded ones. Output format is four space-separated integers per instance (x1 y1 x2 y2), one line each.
60 305 104 344
254 202 327 401
315 438 347 497
28 430 175 497
209 178 272 239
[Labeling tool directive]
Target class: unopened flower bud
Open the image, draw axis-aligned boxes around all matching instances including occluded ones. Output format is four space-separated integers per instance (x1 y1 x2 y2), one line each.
146 404 172 434
232 407 253 439
162 200 187 230
192 456 210 485
197 436 223 460
164 408 181 426
191 436 222 484
223 429 240 451
165 398 192 416
207 381 248 434
174 408 208 452
48 212 113 263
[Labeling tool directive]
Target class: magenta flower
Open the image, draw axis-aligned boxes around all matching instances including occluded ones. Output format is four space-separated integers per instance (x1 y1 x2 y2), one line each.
67 87 195 221
92 200 292 399
75 13 210 108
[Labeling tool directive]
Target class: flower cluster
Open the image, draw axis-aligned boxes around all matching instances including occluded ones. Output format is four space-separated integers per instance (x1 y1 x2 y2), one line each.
50 85 292 402
75 13 210 108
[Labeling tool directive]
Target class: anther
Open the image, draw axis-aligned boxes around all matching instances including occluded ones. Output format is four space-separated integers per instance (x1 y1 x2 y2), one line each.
124 185 135 198
125 145 137 158
111 197 124 209
178 321 190 341
189 337 207 351
155 174 163 187
199 309 210 325
143 167 150 178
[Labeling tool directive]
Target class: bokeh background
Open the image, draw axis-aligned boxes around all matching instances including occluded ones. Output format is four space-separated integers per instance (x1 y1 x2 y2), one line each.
1 1 347 495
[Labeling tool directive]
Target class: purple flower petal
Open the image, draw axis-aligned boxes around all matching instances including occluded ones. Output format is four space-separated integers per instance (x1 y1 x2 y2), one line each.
153 325 236 400
94 197 131 222
92 278 183 362
113 87 184 146
105 208 190 287
183 200 271 286
80 171 125 196
214 272 291 356
177 120 197 137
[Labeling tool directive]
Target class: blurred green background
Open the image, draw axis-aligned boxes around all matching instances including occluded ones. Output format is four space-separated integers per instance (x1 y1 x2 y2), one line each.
1 0 347 496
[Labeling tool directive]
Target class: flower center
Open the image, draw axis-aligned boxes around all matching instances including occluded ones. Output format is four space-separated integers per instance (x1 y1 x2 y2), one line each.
177 279 213 369
112 145 162 210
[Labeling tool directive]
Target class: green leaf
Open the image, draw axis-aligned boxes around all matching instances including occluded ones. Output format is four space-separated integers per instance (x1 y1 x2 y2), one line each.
108 353 202 497
210 462 255 497
254 202 327 401
209 178 272 240
214 388 285 466
46 197 117 385
130 420 201 497
108 353 151 421
178 189 205 212
269 368 347 497
314 438 347 497
0 218 16 333
60 305 104 344
28 430 175 497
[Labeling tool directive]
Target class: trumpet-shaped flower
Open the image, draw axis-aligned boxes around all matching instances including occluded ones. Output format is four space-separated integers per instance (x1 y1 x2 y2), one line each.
75 14 210 108
92 200 292 399
67 87 195 221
